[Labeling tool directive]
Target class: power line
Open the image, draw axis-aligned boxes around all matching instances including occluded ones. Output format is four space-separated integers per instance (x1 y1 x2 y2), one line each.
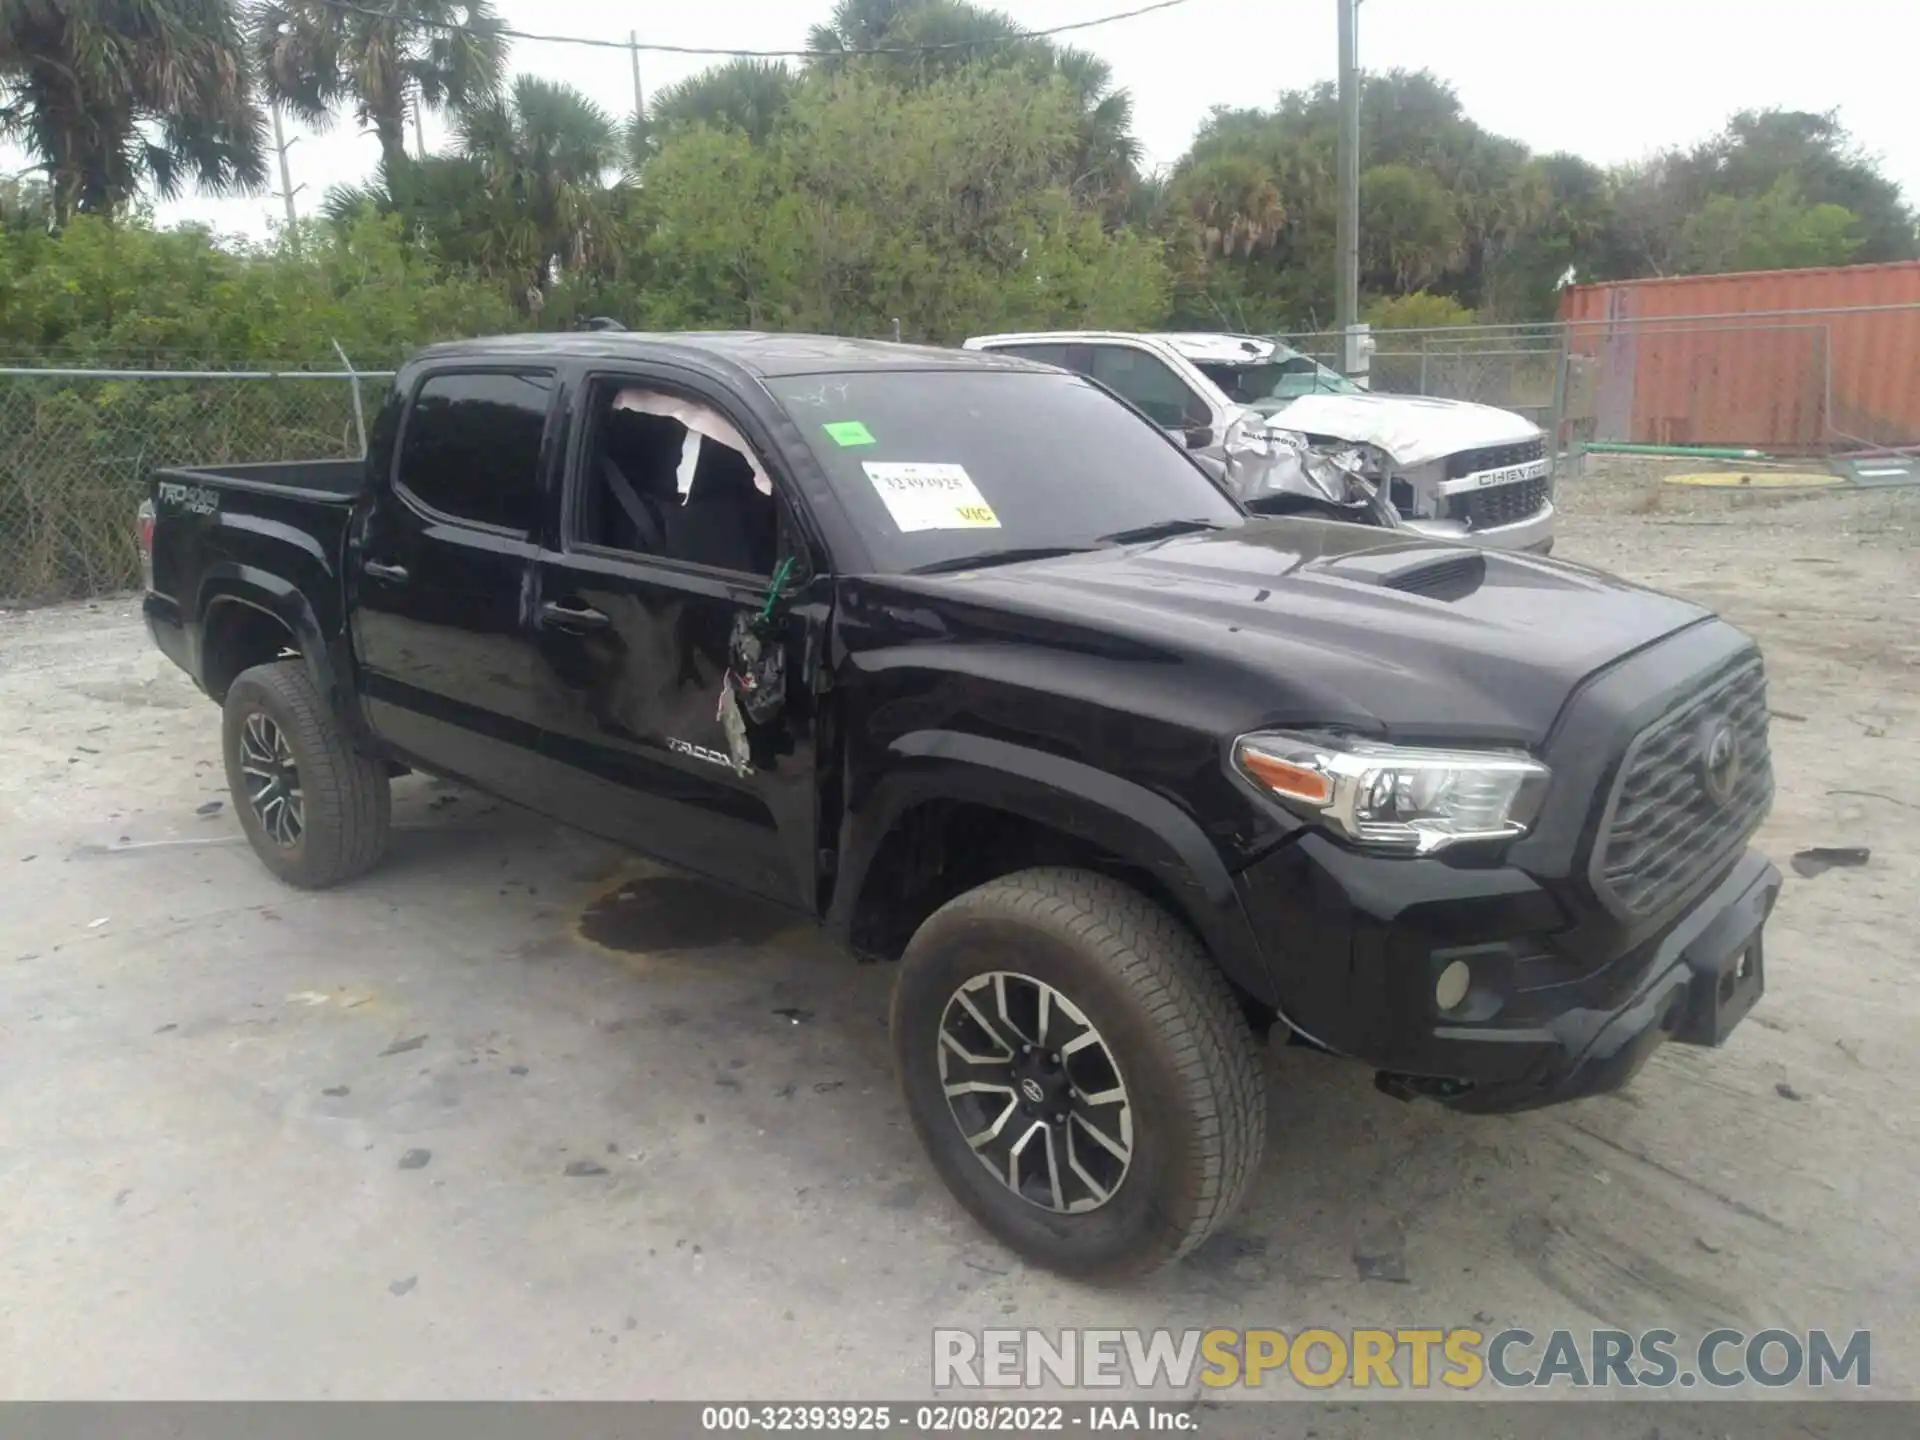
310 0 1198 59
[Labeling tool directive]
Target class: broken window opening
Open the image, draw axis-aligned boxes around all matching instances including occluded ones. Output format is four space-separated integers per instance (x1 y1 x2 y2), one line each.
577 383 779 576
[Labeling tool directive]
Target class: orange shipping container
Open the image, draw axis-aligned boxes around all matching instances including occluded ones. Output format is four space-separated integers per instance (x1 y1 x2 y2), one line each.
1559 261 1920 451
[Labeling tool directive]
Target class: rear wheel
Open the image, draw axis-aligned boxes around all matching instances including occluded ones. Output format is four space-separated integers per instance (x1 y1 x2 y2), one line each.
891 867 1267 1280
222 661 390 888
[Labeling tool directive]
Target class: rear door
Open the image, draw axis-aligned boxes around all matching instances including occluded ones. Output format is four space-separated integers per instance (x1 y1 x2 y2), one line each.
351 367 555 805
528 366 827 911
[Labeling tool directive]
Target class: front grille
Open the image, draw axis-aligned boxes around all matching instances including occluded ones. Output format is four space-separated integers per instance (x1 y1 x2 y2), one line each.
1458 476 1551 530
1593 660 1774 918
1444 437 1546 480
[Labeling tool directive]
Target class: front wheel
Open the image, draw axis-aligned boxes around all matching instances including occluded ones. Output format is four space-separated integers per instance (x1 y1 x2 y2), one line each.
891 868 1268 1281
222 660 391 889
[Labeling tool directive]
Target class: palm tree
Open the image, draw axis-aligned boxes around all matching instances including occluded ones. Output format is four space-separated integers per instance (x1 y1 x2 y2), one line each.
1050 47 1141 210
457 76 624 306
0 0 266 225
327 76 622 313
809 0 1031 81
806 0 1141 211
249 0 506 177
1173 153 1286 258
648 59 796 149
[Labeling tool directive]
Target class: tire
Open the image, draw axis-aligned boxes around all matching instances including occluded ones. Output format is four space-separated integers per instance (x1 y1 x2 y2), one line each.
222 660 391 889
891 867 1267 1281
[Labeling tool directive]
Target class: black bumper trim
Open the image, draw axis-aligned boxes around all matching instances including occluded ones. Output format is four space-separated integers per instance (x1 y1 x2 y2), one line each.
1436 849 1779 1113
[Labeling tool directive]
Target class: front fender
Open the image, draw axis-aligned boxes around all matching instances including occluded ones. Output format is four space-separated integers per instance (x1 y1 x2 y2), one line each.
833 730 1280 1009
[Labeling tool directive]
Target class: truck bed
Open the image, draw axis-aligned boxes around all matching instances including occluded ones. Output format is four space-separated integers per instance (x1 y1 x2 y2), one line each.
160 459 366 500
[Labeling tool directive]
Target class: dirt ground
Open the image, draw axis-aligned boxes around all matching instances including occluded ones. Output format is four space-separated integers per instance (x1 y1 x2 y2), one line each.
2 468 1916 1415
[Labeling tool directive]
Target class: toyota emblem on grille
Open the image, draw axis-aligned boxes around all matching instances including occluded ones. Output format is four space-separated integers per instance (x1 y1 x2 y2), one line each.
1700 722 1740 805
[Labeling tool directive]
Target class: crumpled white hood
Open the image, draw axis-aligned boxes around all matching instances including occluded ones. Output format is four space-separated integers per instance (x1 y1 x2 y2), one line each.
1262 392 1541 468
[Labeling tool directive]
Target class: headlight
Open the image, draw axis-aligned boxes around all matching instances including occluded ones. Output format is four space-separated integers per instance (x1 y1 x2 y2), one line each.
1234 732 1549 853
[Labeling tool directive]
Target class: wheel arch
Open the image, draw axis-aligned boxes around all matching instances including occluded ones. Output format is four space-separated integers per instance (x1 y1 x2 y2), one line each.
193 568 367 750
831 731 1278 1011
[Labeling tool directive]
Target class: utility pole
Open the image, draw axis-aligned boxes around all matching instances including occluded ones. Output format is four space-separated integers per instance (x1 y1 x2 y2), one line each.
630 30 646 122
1335 0 1363 378
413 86 428 160
270 106 305 245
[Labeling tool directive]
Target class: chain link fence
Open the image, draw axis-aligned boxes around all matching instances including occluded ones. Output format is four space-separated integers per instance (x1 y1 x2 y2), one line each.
0 368 389 604
1277 324 1570 439
1279 305 1920 462
5 308 1917 604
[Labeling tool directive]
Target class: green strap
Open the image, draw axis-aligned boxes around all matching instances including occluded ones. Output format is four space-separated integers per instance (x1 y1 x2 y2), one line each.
760 556 795 621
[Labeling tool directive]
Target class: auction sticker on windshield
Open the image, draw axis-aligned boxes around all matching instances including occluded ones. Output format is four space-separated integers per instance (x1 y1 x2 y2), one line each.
863 462 1001 532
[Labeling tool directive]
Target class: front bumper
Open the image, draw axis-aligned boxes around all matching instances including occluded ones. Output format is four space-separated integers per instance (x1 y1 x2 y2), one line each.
1236 835 1779 1114
1401 500 1556 554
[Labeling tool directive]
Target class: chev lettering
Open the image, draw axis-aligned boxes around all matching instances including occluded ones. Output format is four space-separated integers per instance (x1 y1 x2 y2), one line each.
1471 459 1549 489
156 481 219 516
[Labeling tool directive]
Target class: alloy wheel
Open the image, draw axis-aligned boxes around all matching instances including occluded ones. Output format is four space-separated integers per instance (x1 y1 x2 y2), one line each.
937 971 1134 1213
239 711 304 848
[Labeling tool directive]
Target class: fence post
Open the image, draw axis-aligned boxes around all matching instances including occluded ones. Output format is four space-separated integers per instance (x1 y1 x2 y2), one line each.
331 340 368 458
1417 335 1429 397
1548 324 1571 481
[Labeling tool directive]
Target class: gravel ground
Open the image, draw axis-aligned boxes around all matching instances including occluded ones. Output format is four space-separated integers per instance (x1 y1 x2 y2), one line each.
2 473 1916 1414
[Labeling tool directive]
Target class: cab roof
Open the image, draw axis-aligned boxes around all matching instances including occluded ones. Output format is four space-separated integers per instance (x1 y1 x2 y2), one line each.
964 330 1285 365
410 330 1053 379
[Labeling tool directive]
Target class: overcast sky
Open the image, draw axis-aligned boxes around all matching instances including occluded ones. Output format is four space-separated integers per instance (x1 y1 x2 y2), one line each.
86 0 1920 236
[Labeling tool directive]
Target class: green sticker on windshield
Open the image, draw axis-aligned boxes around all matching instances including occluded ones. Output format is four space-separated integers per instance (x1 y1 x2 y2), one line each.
824 420 876 447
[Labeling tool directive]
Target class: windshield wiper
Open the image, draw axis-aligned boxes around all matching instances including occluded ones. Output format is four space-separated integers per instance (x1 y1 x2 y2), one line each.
1096 518 1225 547
911 545 1094 575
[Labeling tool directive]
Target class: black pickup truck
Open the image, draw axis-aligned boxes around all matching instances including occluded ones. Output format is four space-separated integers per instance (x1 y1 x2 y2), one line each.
141 332 1780 1280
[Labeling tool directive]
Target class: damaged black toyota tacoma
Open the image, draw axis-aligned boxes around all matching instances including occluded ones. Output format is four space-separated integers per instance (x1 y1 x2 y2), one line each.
140 332 1780 1281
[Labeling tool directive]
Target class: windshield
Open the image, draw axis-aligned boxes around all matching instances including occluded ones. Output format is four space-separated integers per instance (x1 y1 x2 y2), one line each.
1197 347 1360 410
769 369 1244 574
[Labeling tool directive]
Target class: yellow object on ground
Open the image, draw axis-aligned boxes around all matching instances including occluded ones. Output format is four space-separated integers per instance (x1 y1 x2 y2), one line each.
1662 471 1844 488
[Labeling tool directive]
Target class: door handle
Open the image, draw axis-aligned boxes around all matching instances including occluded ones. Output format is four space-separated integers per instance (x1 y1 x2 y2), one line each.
538 599 611 632
363 560 410 584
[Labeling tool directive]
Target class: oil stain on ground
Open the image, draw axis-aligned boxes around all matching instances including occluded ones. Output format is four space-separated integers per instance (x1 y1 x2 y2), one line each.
576 875 794 956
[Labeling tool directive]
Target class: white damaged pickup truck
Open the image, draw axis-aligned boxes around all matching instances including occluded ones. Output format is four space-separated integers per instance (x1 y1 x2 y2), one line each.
963 330 1555 553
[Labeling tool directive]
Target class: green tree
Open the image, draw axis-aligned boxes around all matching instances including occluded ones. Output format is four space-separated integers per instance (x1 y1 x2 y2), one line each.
456 76 626 308
1363 290 1475 329
648 58 797 149
1599 109 1914 280
1675 177 1861 275
1698 110 1915 262
806 0 1141 214
1359 162 1462 293
1170 152 1285 259
631 67 1166 340
0 0 266 226
324 77 625 313
249 0 506 177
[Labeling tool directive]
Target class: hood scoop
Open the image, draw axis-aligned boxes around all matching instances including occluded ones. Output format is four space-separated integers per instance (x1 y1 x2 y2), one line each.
1319 546 1488 601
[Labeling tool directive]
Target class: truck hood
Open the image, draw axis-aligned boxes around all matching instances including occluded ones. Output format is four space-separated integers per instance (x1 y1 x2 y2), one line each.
866 522 1710 747
1259 392 1541 468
